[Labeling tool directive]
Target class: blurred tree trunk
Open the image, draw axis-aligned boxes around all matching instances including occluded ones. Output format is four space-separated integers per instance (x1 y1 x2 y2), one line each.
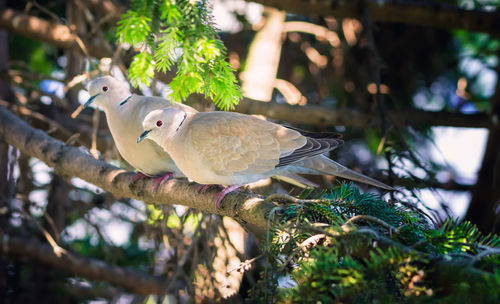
240 8 285 101
46 174 69 235
465 56 500 233
0 21 10 208
0 0 15 300
65 0 86 107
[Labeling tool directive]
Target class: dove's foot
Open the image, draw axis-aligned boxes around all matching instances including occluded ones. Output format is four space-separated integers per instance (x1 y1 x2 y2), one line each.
215 185 241 210
131 172 150 183
153 172 173 191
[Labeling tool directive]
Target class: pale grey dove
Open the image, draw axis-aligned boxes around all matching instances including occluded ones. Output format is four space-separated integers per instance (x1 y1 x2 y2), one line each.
83 76 314 189
138 108 393 207
84 76 197 187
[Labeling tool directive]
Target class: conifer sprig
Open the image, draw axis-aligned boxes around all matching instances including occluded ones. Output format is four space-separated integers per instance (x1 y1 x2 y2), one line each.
116 0 241 110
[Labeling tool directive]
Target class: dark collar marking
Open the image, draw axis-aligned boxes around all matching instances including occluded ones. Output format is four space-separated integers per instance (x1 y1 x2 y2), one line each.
176 113 187 131
119 95 133 106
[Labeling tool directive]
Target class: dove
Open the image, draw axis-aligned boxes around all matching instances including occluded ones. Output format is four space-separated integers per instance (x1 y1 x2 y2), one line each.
83 76 315 190
138 108 393 207
84 76 198 187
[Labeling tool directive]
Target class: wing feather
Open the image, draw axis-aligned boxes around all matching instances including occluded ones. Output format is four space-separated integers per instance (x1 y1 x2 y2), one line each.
189 112 305 175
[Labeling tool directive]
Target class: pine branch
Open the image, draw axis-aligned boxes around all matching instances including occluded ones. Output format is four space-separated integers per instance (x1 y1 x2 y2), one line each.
116 0 241 109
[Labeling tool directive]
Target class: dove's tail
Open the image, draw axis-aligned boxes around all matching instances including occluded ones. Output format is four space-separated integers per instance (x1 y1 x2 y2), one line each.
296 155 394 190
274 173 319 188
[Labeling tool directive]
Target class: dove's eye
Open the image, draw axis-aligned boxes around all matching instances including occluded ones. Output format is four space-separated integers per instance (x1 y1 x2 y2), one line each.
156 120 163 127
102 86 108 92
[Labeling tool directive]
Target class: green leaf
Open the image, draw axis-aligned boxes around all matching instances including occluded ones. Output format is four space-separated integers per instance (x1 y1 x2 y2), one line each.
116 10 151 46
116 0 241 110
129 52 155 87
154 27 183 73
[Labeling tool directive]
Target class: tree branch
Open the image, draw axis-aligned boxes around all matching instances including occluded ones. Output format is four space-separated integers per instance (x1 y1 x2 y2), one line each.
0 232 167 295
0 105 275 235
250 0 500 35
0 9 112 58
234 98 492 129
1 105 493 295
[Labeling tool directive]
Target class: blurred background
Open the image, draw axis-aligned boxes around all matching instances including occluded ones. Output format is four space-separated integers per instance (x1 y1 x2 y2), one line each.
0 0 499 302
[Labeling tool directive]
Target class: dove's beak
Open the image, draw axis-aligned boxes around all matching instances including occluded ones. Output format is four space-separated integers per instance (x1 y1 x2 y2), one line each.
84 94 99 108
137 130 151 143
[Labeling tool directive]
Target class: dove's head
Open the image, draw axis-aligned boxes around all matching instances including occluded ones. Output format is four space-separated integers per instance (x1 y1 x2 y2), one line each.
138 108 187 144
84 76 131 110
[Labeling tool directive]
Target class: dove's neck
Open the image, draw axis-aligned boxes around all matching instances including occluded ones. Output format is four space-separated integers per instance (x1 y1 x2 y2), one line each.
101 89 133 113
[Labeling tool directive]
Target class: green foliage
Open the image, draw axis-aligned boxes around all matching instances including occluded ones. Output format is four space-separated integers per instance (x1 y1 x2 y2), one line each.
116 0 241 110
116 11 151 46
252 183 500 303
69 236 152 269
9 36 56 76
129 52 155 86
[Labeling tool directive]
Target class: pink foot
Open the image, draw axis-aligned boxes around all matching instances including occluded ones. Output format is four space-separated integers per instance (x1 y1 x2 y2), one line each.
215 185 241 210
153 172 173 192
131 172 150 183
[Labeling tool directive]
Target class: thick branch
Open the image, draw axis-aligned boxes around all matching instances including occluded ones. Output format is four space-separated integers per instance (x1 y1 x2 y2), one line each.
0 105 275 234
234 98 492 129
251 0 500 35
0 9 112 58
0 233 167 295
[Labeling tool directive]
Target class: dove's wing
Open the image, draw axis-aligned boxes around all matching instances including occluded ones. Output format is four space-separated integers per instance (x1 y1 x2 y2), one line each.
187 112 306 176
186 112 344 176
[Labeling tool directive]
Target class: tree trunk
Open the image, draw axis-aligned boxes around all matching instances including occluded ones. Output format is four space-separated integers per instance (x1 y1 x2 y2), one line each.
465 54 500 233
65 0 86 107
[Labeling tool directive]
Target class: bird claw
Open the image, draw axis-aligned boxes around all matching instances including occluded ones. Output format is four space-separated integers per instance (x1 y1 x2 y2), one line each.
131 172 150 184
214 185 241 210
153 172 173 192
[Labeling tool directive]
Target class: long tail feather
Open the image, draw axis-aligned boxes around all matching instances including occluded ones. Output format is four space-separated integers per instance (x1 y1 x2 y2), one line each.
329 166 394 190
274 173 319 188
296 155 394 190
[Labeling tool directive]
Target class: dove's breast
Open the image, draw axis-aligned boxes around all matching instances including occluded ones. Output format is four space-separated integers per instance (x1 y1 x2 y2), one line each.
104 102 182 177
